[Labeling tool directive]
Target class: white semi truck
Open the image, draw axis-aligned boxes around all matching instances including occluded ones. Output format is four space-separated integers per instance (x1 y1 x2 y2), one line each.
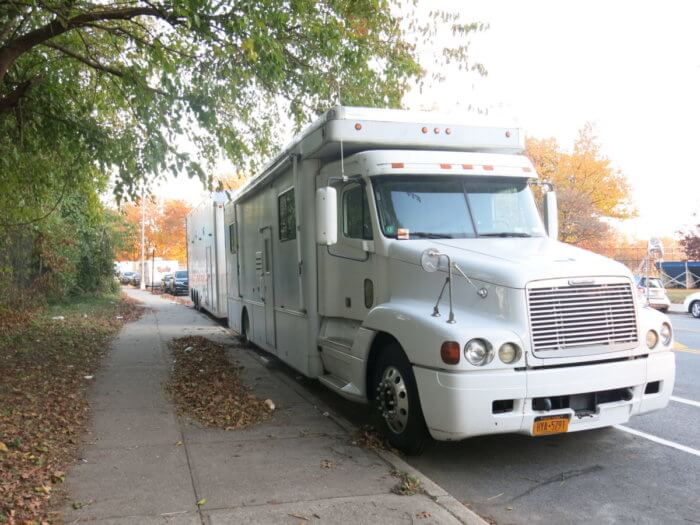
223 106 675 453
186 193 228 318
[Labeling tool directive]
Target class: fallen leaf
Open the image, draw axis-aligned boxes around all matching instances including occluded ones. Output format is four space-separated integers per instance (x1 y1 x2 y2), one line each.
197 498 207 507
288 513 308 521
320 459 335 469
416 511 432 519
506 505 513 511
264 399 275 411
0 441 8 453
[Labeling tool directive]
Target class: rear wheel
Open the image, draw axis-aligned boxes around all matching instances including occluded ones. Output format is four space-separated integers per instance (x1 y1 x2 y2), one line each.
372 342 428 455
241 310 251 345
691 301 700 319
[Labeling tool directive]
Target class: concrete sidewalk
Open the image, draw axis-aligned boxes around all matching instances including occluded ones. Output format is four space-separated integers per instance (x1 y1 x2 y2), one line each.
63 288 482 524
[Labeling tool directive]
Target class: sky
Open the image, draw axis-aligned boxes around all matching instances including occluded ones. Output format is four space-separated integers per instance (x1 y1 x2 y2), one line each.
157 0 700 240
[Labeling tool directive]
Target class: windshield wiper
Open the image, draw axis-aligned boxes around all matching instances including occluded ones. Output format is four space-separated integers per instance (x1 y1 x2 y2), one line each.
479 232 532 238
408 232 454 239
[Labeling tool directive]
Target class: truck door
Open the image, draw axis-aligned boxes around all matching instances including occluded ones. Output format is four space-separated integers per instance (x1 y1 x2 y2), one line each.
260 226 276 347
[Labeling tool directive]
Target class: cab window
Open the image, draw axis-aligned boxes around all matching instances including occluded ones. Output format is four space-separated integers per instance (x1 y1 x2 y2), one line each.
343 184 373 240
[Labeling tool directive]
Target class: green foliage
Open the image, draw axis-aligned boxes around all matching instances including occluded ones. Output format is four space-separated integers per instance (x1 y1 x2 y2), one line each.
0 1 481 204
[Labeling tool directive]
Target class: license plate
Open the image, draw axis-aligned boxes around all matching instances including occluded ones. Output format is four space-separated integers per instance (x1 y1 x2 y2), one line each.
533 415 570 436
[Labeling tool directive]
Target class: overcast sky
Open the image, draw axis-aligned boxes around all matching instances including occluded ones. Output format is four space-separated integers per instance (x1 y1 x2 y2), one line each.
158 0 699 239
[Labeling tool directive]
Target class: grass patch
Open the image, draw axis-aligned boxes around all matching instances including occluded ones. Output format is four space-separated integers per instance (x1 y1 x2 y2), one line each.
0 293 143 523
391 470 422 496
166 336 273 429
666 288 699 304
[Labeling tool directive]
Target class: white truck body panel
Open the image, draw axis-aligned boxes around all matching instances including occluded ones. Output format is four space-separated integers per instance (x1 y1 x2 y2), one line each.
223 106 675 441
186 196 228 318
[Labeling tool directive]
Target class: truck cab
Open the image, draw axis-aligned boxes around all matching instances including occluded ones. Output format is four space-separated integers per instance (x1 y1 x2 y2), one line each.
226 107 675 454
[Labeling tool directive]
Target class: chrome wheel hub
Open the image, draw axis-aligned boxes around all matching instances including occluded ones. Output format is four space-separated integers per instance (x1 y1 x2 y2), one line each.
376 366 409 434
693 302 700 317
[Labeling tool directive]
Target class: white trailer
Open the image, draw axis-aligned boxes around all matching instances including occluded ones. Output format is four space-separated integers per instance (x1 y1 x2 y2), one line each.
224 106 675 454
186 194 228 318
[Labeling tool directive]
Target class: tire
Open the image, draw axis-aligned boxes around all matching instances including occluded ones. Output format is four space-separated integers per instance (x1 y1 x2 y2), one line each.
691 301 700 319
372 342 429 455
241 310 251 345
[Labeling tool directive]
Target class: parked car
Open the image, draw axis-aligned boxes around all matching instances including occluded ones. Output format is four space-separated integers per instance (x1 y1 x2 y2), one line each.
683 291 700 318
634 276 671 313
130 273 141 287
119 271 135 285
160 273 172 292
169 270 188 295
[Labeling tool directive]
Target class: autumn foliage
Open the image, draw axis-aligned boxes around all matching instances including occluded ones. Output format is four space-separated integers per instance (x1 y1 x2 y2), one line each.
115 199 192 264
526 124 634 247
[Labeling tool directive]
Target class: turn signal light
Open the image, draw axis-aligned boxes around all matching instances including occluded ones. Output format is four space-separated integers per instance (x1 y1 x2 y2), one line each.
440 341 461 365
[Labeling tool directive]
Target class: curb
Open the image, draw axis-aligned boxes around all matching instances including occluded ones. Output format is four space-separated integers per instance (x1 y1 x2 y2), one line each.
234 333 488 525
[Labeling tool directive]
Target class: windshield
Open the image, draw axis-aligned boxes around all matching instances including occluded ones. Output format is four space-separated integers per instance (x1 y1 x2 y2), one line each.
638 277 663 289
175 271 188 278
372 176 545 239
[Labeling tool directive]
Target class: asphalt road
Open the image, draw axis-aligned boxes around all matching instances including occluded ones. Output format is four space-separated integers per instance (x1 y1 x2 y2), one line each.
292 311 700 525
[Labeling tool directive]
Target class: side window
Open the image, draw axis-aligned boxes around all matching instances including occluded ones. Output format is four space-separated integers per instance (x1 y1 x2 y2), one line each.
343 184 373 240
278 189 296 242
228 223 236 254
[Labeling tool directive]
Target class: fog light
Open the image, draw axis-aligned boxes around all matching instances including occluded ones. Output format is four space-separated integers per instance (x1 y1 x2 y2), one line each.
464 339 493 366
646 330 659 349
498 343 521 364
660 323 672 346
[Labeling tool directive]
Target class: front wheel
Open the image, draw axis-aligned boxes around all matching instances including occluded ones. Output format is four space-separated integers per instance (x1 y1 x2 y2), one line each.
691 301 700 319
372 343 428 455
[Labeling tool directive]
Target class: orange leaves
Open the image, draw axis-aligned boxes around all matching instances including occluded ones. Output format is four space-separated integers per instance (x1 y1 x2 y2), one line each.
526 124 635 246
116 198 192 264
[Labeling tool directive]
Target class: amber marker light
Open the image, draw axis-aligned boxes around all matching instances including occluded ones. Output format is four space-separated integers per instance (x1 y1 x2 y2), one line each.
354 122 362 130
441 341 461 365
421 126 428 134
391 162 405 169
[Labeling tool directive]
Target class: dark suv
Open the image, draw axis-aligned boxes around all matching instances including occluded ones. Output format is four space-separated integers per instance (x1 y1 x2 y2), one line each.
170 270 188 295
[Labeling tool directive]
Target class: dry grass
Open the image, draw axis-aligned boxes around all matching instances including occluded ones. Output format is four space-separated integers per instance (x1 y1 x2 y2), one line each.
667 288 699 304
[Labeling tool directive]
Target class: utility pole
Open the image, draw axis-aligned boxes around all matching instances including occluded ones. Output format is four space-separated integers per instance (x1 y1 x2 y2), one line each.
140 185 146 290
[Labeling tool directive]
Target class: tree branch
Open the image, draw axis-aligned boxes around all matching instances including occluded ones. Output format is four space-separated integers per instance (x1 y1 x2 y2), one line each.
0 5 184 83
0 76 39 113
43 41 125 78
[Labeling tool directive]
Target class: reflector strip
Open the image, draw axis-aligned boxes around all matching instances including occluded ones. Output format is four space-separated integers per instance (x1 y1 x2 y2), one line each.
391 162 404 169
440 163 451 169
461 164 474 169
483 165 494 171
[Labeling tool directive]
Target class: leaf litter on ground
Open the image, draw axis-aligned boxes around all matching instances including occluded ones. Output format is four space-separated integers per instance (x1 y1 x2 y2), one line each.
0 293 144 523
166 336 272 430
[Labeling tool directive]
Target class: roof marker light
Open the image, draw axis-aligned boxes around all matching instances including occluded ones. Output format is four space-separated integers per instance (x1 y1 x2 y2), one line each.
440 163 451 169
445 128 452 135
354 122 362 130
462 164 474 170
483 165 494 171
433 127 440 134
391 162 404 169
505 130 512 138
421 126 428 134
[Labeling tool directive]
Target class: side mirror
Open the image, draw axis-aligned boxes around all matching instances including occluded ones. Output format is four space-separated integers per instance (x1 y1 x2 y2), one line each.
543 191 558 240
315 187 337 245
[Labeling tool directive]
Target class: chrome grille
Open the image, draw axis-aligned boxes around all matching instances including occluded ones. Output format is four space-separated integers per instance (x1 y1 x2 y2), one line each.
528 281 638 352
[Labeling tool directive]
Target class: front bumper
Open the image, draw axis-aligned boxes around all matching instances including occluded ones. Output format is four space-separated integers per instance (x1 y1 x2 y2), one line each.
414 351 675 441
173 282 188 294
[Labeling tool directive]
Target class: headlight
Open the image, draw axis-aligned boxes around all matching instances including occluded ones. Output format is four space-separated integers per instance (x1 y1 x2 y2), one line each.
646 330 659 349
498 343 521 364
464 338 493 366
660 323 672 346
